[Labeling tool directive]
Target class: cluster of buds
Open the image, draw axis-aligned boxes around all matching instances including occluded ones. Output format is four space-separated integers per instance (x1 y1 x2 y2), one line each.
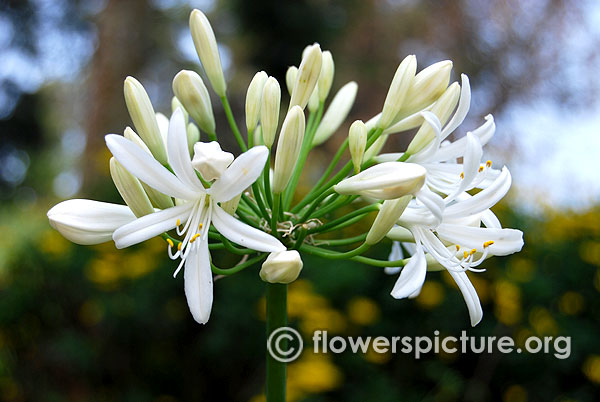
47 9 522 327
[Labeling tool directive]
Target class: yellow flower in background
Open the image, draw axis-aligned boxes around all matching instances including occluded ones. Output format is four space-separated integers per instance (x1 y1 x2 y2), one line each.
528 307 558 336
287 352 343 399
507 258 535 283
347 297 380 326
503 384 527 402
583 355 600 384
415 281 445 309
558 291 585 315
493 280 522 326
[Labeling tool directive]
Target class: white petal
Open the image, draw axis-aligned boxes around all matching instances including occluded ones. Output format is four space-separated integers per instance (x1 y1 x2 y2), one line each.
481 209 501 228
47 199 136 245
441 74 471 140
211 203 285 252
184 240 213 324
112 203 194 249
209 146 269 202
415 185 444 224
105 134 199 200
430 115 495 162
436 224 524 256
445 167 512 219
390 243 426 299
384 241 403 275
448 270 483 326
167 108 205 191
450 132 482 197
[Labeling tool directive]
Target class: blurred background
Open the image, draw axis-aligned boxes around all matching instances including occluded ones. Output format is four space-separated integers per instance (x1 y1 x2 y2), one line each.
1 0 599 401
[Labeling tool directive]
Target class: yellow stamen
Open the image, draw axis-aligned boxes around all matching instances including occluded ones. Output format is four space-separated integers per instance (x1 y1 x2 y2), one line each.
483 240 494 248
486 160 492 168
463 251 469 259
198 223 203 231
166 238 174 248
470 248 477 255
478 165 484 173
176 219 181 226
190 233 201 243
455 245 460 251
177 242 182 251
460 172 465 179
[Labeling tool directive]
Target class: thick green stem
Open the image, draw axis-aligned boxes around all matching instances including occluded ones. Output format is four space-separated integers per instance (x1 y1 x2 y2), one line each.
220 95 248 152
266 283 287 402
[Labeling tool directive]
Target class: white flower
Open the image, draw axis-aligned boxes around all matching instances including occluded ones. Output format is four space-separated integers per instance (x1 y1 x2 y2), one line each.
260 250 303 284
104 108 285 324
191 141 234 181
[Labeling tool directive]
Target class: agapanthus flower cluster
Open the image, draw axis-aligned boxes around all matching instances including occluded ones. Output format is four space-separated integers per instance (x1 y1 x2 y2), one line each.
48 9 523 326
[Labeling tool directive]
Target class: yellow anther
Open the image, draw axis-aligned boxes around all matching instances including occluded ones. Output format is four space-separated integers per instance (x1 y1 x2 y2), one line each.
166 238 174 248
177 242 182 251
486 160 492 168
478 165 484 173
176 219 181 226
470 248 477 255
483 240 495 248
460 172 465 179
190 233 201 243
463 251 469 259
455 245 460 251
198 223 203 230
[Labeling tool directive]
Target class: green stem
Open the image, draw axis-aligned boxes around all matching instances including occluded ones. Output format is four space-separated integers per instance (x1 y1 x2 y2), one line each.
309 204 379 234
299 242 370 260
271 194 281 237
263 149 273 208
220 95 248 152
266 283 287 402
298 188 334 223
314 233 368 246
211 253 267 275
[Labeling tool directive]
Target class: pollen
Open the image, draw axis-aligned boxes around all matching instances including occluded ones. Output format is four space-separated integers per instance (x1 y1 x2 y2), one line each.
177 242 182 251
176 219 181 226
463 251 469 259
460 172 464 179
455 245 460 251
198 223 203 230
166 238 174 248
190 233 201 243
483 240 495 248
486 160 492 168
470 248 477 255
478 165 484 173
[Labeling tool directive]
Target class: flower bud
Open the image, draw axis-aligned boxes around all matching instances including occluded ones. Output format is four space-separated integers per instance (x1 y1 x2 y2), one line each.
377 55 417 129
334 162 426 200
289 44 322 110
401 60 452 116
318 50 334 102
307 82 320 112
272 106 305 194
366 196 411 245
285 66 298 96
191 141 234 181
171 96 189 124
260 76 281 148
155 112 169 146
312 82 358 146
259 250 303 284
189 9 227 96
245 71 268 132
172 70 216 135
123 127 174 209
123 76 168 164
348 120 367 174
187 122 200 153
109 157 154 218
406 82 460 155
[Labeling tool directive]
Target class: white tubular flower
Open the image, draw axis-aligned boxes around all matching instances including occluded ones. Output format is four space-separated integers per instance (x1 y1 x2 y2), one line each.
189 9 227 97
261 76 281 148
123 76 168 164
289 44 322 110
348 120 367 173
312 82 358 146
307 82 320 113
318 50 335 102
109 157 154 218
259 250 303 284
105 108 285 324
191 141 234 181
366 195 411 245
272 106 305 194
334 162 426 200
245 71 268 132
187 122 200 154
377 55 417 130
48 200 137 245
285 66 298 96
172 70 216 135
401 60 452 116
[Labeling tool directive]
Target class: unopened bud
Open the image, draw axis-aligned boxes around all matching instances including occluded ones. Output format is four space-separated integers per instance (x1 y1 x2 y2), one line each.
189 9 227 96
285 66 298 96
307 82 320 112
172 70 216 135
272 106 305 194
406 82 460 155
187 122 200 153
171 96 189 124
401 60 452 116
110 157 154 218
245 71 268 132
366 196 411 245
191 141 234 181
377 55 417 129
259 250 303 284
123 76 167 164
318 50 334 102
349 120 367 174
260 77 281 148
289 44 322 110
334 162 426 200
312 82 358 146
